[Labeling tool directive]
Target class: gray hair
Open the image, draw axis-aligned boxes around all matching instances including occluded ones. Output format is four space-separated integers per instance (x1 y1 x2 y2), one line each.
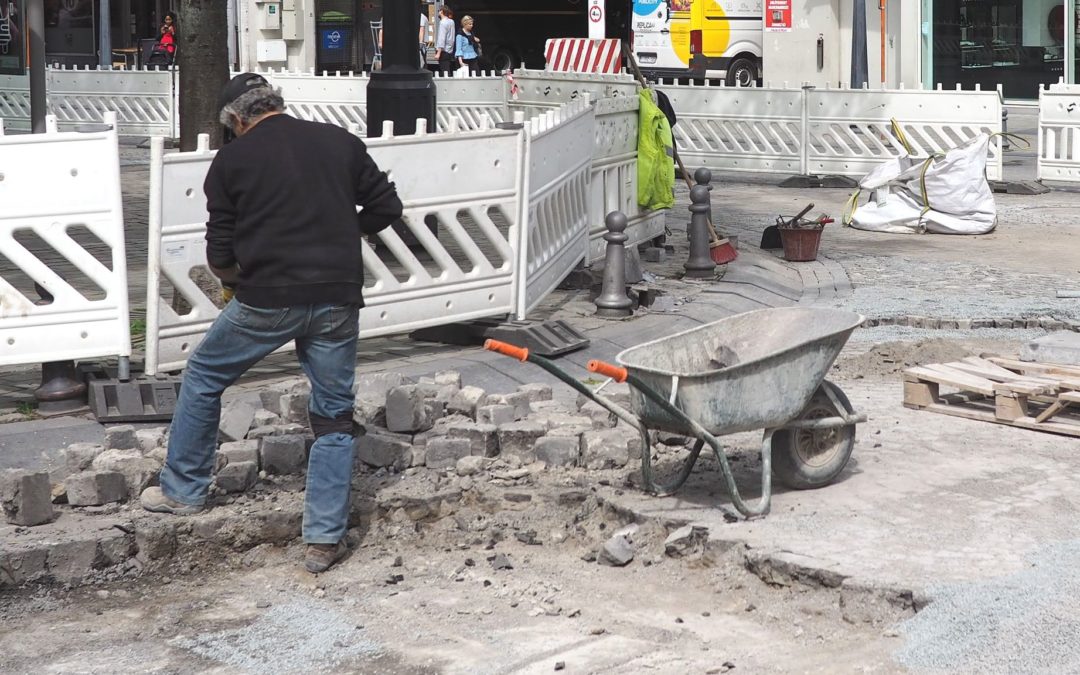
219 86 286 127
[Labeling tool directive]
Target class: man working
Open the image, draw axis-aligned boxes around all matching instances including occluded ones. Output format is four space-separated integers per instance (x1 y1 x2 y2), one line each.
140 74 403 574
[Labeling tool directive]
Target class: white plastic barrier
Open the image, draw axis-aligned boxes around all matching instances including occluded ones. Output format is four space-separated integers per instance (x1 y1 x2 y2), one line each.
0 113 131 367
656 84 804 176
145 117 526 375
806 87 1003 181
49 67 177 137
511 69 638 119
587 94 664 262
266 70 369 133
508 70 663 262
518 101 595 316
0 68 514 137
0 72 29 132
656 82 1004 182
1038 86 1080 183
432 72 508 132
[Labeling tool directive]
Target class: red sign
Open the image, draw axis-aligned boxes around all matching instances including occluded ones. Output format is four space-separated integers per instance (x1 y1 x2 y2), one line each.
589 6 603 23
765 0 792 32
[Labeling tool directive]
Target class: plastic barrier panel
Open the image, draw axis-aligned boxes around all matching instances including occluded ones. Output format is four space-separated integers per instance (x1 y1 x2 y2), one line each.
805 86 1003 182
267 70 369 133
48 67 175 137
588 94 663 262
655 82 1003 182
1038 86 1080 183
145 119 523 375
0 72 29 132
655 83 804 176
517 100 595 317
0 113 131 367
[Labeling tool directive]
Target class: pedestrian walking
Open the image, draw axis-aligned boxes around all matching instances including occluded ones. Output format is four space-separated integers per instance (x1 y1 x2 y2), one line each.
456 15 481 74
140 74 403 575
434 5 456 74
419 10 430 68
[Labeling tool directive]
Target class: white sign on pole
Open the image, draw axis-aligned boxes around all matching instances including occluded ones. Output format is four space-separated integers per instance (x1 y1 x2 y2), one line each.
588 0 605 39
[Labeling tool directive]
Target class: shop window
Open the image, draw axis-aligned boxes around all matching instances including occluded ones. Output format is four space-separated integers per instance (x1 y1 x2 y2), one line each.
933 0 1064 98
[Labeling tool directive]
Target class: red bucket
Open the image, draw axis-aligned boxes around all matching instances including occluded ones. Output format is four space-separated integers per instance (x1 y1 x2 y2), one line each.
779 226 823 262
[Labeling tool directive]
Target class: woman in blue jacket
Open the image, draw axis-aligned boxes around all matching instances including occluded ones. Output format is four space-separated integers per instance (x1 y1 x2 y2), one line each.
455 15 481 74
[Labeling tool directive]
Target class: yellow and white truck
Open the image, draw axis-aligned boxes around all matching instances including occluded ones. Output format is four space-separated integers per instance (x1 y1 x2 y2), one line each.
631 0 763 85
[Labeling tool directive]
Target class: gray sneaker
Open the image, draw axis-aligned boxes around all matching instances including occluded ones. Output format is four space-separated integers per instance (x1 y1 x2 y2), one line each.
140 486 205 515
305 541 349 574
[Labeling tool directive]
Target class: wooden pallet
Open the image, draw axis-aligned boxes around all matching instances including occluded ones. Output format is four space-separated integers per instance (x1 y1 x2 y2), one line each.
902 356 1080 438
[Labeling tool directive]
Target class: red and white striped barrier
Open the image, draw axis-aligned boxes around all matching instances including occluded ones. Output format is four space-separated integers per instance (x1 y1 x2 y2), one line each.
544 39 622 75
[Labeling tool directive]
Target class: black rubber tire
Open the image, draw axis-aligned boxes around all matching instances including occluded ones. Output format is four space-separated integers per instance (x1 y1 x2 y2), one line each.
724 57 757 88
489 48 517 73
771 381 856 490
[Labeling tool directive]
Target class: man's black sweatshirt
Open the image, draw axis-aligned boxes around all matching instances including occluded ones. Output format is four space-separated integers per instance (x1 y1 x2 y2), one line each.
203 114 403 308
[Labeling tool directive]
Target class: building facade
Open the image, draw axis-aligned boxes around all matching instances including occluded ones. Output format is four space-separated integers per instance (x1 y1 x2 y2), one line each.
31 0 1078 101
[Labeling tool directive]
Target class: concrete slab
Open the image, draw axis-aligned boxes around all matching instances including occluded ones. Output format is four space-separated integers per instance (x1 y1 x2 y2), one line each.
1020 331 1080 365
602 377 1080 593
0 417 105 473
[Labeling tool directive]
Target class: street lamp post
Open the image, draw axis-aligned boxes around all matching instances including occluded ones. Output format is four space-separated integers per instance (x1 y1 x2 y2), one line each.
28 0 45 133
98 0 111 69
366 0 436 138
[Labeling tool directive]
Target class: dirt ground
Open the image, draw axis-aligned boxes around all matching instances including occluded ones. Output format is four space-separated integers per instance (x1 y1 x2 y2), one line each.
0 467 906 675
1 333 1036 675
5 165 1080 672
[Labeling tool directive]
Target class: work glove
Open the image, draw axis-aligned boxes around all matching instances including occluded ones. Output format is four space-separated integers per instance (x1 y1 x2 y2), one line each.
221 282 236 304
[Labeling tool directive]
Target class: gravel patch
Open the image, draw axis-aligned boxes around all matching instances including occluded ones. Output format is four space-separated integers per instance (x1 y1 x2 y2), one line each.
894 540 1080 673
828 286 1080 323
173 600 380 673
845 326 1048 347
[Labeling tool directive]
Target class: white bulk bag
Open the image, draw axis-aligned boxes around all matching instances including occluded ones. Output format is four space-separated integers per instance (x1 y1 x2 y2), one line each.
845 134 997 235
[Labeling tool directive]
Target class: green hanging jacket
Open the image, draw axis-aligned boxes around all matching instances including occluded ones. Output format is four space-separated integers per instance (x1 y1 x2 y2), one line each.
637 88 676 211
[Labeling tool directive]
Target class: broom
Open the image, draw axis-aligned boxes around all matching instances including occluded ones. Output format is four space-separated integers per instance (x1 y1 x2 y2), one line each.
621 44 738 265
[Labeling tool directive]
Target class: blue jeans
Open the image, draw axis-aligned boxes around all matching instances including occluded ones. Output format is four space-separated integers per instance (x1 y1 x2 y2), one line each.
159 300 359 544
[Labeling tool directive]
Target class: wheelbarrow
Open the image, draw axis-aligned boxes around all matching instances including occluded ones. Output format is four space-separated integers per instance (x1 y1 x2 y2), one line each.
485 307 867 518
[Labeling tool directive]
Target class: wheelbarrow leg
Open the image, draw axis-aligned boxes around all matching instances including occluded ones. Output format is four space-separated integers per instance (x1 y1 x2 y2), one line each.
629 377 776 518
639 434 707 497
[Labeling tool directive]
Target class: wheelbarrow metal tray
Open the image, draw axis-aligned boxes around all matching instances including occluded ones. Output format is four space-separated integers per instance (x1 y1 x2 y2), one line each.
615 308 864 435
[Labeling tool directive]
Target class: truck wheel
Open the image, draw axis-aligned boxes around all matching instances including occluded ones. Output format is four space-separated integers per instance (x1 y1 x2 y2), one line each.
771 381 856 490
490 48 518 73
725 57 757 87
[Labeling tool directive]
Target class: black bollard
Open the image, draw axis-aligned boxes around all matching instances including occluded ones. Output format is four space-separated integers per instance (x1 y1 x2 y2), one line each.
694 167 713 192
34 361 88 416
32 283 87 415
595 211 634 317
684 185 717 279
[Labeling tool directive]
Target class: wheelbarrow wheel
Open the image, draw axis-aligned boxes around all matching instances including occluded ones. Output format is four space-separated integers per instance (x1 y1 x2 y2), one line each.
771 381 855 490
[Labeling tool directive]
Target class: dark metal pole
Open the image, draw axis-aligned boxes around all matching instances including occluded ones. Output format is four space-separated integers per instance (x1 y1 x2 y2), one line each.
367 0 435 138
28 0 46 133
851 0 869 88
99 0 112 68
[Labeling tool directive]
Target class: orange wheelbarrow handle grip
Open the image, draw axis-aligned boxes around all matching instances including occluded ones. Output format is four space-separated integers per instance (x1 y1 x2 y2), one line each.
587 360 628 383
484 339 530 362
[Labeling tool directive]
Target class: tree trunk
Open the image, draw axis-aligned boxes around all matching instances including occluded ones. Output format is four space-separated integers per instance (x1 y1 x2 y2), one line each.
173 1 230 313
177 0 230 151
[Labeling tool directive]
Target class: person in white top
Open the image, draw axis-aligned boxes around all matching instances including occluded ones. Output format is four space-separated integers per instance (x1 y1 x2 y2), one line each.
418 11 429 67
377 12 432 68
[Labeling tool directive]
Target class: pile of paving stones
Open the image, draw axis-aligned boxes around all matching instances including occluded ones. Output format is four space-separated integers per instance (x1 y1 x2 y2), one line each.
1 371 645 529
351 370 643 477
